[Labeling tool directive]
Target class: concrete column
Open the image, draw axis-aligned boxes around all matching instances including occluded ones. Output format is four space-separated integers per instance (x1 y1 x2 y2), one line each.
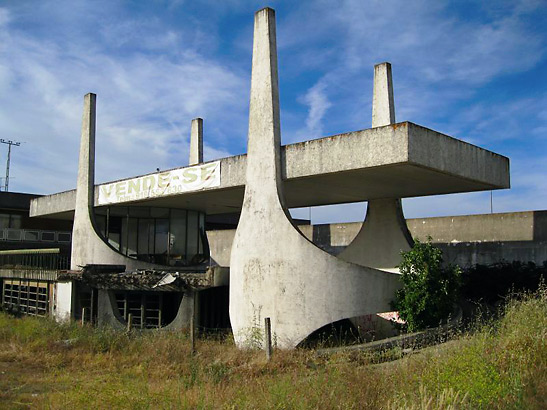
70 94 161 271
372 62 395 127
189 118 203 166
71 93 97 270
339 62 413 272
229 8 400 349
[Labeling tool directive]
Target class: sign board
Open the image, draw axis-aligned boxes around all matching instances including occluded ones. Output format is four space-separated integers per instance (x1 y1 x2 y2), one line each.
98 161 221 205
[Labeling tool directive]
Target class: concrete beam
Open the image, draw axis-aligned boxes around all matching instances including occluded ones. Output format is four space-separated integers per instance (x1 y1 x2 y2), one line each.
229 8 400 349
189 118 203 166
30 122 510 219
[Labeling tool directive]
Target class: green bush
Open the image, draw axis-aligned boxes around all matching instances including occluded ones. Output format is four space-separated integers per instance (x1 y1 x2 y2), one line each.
392 238 462 332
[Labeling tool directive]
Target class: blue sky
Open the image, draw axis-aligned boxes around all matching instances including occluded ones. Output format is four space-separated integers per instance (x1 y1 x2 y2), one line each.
0 0 545 223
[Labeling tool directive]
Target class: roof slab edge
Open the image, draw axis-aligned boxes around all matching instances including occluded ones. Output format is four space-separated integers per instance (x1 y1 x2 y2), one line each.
30 122 509 218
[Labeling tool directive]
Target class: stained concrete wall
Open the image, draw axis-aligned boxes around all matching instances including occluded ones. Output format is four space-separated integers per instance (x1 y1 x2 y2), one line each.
208 210 547 268
54 281 73 322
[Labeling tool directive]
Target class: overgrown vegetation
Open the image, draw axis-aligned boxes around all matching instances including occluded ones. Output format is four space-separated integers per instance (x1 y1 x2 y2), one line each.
392 238 462 332
1 287 546 409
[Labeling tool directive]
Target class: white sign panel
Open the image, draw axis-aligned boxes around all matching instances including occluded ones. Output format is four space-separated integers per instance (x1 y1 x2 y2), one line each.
98 161 221 205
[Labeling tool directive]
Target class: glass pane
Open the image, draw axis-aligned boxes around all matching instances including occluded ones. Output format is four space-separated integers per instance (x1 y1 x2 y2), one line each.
108 233 120 251
121 217 128 255
155 219 169 255
198 213 205 254
187 211 199 262
170 210 187 262
138 219 152 255
110 206 128 217
10 215 22 229
0 214 9 229
24 231 39 241
57 232 71 242
129 207 150 218
150 208 169 218
94 207 108 216
95 215 106 237
108 216 122 251
149 220 155 255
127 218 138 258
41 231 55 241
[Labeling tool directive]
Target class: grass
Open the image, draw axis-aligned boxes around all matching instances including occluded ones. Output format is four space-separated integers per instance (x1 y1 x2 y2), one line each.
1 288 546 409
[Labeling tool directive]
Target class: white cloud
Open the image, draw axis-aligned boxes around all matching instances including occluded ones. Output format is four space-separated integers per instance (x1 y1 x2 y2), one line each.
300 81 332 138
0 2 248 194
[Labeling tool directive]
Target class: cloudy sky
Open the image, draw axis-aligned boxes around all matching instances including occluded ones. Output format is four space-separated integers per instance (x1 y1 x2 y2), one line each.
0 0 545 223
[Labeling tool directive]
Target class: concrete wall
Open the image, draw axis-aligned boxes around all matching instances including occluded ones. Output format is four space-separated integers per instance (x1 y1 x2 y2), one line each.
208 210 547 268
54 281 73 322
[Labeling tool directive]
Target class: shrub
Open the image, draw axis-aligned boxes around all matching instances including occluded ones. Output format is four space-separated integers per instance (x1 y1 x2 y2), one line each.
392 238 462 332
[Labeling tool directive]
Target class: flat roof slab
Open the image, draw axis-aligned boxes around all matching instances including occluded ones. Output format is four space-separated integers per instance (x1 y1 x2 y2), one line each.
31 122 509 219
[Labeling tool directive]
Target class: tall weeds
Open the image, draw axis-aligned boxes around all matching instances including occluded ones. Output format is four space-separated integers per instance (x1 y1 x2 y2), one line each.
1 287 545 409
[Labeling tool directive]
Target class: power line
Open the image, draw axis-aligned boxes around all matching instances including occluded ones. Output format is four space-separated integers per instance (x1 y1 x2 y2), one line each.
0 139 21 192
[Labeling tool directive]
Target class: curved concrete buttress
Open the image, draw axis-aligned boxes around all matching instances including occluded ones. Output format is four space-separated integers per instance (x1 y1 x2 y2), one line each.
339 63 413 272
71 94 164 271
229 8 401 349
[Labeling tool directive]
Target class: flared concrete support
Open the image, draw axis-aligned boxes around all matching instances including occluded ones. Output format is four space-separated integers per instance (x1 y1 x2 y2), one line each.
189 118 203 166
339 63 413 271
339 199 413 271
71 94 161 271
229 8 401 349
164 290 198 330
97 289 126 329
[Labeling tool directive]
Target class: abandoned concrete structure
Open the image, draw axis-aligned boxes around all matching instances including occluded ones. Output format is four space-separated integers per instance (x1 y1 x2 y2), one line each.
1 8 520 347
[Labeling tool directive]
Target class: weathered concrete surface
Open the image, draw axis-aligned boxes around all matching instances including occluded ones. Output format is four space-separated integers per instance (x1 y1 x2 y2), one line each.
54 281 73 322
408 211 539 242
340 199 413 271
31 128 510 219
97 289 125 329
229 8 400 349
189 118 203 166
372 62 395 128
409 211 547 267
339 63 412 271
70 94 160 271
208 210 547 268
164 290 196 330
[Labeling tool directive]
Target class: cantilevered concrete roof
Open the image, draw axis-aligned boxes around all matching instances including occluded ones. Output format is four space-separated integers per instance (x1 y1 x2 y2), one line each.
30 121 509 220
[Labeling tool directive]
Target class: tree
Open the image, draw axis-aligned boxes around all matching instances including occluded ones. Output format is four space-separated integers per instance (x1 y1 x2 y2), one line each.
392 238 461 332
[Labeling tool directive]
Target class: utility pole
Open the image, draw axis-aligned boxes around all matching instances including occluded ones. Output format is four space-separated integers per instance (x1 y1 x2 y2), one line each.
0 139 21 192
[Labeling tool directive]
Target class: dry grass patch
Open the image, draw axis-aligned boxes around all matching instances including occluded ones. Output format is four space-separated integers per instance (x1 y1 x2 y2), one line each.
1 287 545 409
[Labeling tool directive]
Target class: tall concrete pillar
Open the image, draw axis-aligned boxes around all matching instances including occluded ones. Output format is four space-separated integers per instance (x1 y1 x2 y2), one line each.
339 63 413 272
229 8 400 349
189 118 203 166
71 93 97 270
372 63 395 127
70 94 160 271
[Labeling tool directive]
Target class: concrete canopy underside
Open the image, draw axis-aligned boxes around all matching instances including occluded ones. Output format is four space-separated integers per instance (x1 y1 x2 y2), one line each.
31 122 509 219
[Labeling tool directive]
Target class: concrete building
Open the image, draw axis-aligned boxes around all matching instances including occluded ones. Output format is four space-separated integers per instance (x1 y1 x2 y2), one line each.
3 7 522 347
0 192 72 318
